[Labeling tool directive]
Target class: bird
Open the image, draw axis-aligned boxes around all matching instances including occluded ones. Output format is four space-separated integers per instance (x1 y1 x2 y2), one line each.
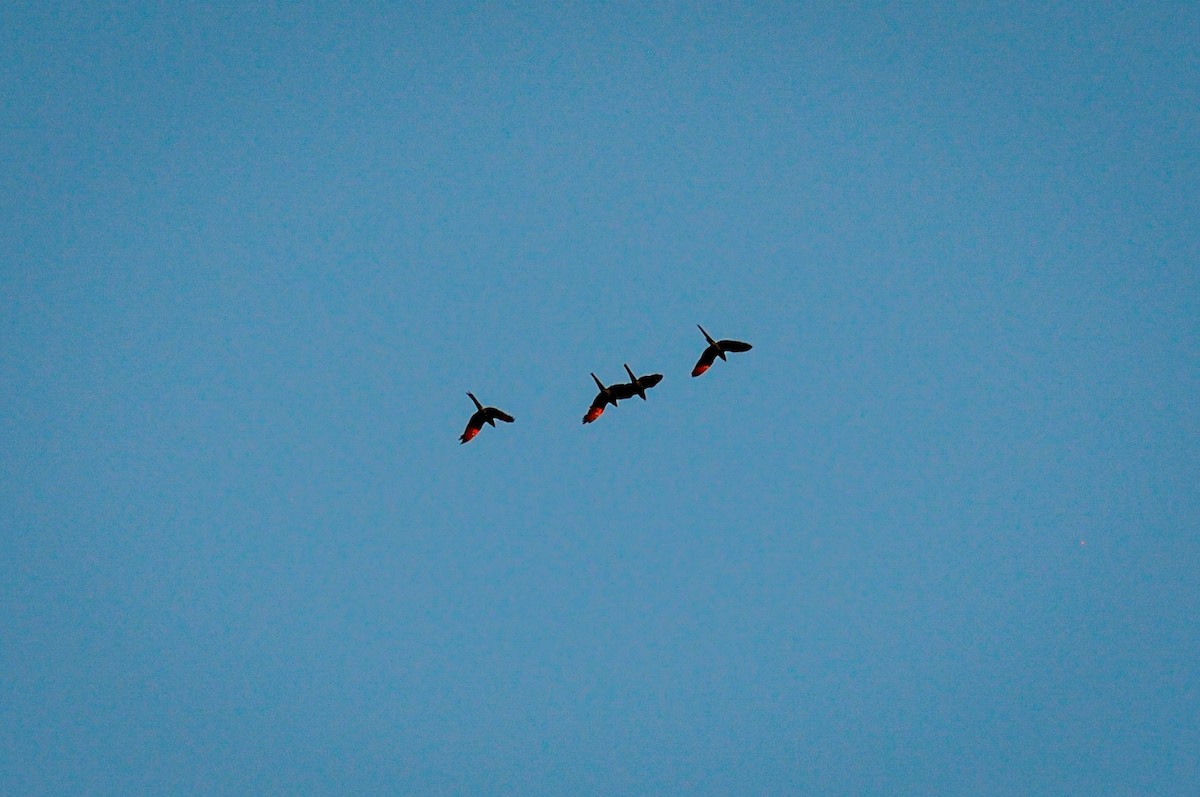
582 372 620 423
609 363 664 401
459 392 514 443
691 324 753 377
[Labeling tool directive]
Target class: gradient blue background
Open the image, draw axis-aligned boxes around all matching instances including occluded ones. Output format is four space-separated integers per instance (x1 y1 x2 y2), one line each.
3 2 1198 794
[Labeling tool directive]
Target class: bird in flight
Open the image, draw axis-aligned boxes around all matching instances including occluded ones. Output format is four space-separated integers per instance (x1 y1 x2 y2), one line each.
582 372 620 424
610 363 664 401
460 392 514 443
691 324 753 377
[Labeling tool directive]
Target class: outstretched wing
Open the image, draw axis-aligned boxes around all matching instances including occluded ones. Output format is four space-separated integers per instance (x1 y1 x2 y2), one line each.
692 345 719 377
486 407 515 423
719 339 753 353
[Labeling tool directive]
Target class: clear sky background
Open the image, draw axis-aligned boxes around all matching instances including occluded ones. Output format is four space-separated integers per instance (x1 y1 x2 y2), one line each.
2 2 1198 794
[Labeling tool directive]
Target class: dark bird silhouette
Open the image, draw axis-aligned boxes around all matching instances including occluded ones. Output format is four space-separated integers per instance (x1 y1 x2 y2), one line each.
460 392 514 443
610 363 664 401
691 324 753 377
582 373 619 424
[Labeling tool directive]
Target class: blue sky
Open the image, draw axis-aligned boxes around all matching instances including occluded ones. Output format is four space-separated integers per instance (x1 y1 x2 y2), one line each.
2 2 1198 794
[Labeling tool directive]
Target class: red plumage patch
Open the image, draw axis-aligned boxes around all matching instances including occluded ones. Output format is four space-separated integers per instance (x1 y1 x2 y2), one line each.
460 426 481 443
691 363 710 377
583 406 604 423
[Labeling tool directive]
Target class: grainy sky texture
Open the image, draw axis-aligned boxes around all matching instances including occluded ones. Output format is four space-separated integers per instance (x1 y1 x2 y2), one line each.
2 2 1198 794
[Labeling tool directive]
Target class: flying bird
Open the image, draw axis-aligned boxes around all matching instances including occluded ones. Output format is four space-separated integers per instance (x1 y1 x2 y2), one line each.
610 363 664 401
459 392 514 443
582 373 619 424
691 325 753 377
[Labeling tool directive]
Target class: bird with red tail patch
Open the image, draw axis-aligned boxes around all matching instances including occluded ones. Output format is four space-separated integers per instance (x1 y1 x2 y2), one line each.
459 392 514 443
691 324 752 377
582 372 618 424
